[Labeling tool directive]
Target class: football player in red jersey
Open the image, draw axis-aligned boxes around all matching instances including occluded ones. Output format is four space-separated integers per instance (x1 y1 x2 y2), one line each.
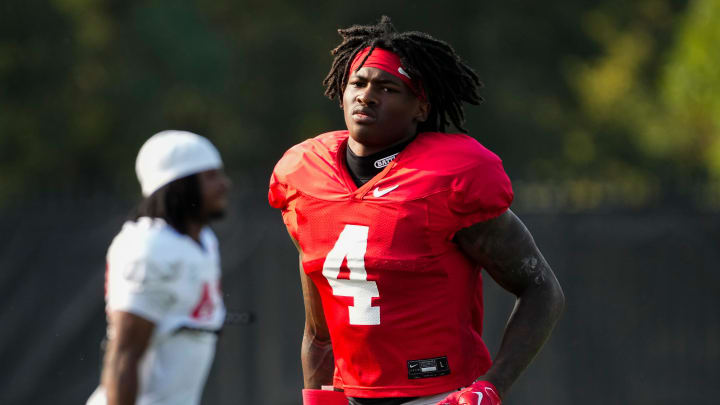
269 16 565 405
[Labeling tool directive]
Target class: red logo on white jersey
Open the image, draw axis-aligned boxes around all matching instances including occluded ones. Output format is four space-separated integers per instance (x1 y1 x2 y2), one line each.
191 283 214 320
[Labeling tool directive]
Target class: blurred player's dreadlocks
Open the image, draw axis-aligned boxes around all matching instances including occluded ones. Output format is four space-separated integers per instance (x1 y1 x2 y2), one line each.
323 15 483 133
132 174 202 234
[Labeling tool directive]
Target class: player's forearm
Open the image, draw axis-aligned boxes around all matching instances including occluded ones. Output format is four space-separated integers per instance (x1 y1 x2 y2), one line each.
482 277 564 398
103 352 141 405
301 330 336 389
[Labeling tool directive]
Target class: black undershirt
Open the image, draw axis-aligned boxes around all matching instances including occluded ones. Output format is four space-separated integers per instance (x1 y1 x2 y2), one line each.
345 136 416 187
344 135 420 405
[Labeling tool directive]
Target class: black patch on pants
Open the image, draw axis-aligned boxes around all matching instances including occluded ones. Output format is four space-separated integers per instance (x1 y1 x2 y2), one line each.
407 356 450 379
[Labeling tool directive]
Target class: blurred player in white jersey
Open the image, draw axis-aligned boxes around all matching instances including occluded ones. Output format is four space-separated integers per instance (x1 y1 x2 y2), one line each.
87 130 231 405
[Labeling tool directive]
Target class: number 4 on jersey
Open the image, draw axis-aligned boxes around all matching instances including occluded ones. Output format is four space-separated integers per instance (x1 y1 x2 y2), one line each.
322 225 380 325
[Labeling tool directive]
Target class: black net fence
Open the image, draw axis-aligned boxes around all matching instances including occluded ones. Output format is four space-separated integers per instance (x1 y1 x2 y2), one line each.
0 187 718 404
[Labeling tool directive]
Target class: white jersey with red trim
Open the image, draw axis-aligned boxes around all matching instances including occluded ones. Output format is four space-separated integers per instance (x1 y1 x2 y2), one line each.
87 217 225 405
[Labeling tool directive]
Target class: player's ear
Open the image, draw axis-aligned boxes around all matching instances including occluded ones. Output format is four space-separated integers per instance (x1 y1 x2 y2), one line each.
415 100 429 123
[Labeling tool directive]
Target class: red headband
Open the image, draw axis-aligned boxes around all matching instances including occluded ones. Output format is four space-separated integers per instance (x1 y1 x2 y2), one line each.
349 47 426 101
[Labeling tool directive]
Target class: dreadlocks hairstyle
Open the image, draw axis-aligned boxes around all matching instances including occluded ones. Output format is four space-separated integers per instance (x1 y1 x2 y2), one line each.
131 173 203 235
323 15 483 133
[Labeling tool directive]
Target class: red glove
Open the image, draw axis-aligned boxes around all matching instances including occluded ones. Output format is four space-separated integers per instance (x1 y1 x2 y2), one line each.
302 388 348 405
437 380 502 405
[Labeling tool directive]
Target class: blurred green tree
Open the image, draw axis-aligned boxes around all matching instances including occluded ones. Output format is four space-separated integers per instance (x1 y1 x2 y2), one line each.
2 0 718 210
563 0 719 206
661 0 720 179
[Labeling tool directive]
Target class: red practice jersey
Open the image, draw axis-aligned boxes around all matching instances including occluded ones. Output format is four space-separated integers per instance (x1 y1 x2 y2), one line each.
269 131 513 398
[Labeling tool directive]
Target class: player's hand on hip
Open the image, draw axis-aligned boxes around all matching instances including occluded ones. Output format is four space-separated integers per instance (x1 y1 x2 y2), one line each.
437 380 502 405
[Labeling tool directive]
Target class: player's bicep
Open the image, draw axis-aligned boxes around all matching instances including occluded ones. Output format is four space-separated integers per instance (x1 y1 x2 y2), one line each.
107 310 155 360
297 253 336 388
298 254 331 342
454 209 554 296
289 231 330 342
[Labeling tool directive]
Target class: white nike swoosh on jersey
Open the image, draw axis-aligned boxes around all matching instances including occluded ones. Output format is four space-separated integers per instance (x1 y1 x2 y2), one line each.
373 185 399 197
474 391 484 405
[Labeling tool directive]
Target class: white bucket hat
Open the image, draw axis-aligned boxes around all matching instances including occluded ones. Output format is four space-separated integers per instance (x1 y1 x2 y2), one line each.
135 130 223 197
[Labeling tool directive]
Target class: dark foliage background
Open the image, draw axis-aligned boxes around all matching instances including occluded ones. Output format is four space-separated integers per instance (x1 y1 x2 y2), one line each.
1 1 718 403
